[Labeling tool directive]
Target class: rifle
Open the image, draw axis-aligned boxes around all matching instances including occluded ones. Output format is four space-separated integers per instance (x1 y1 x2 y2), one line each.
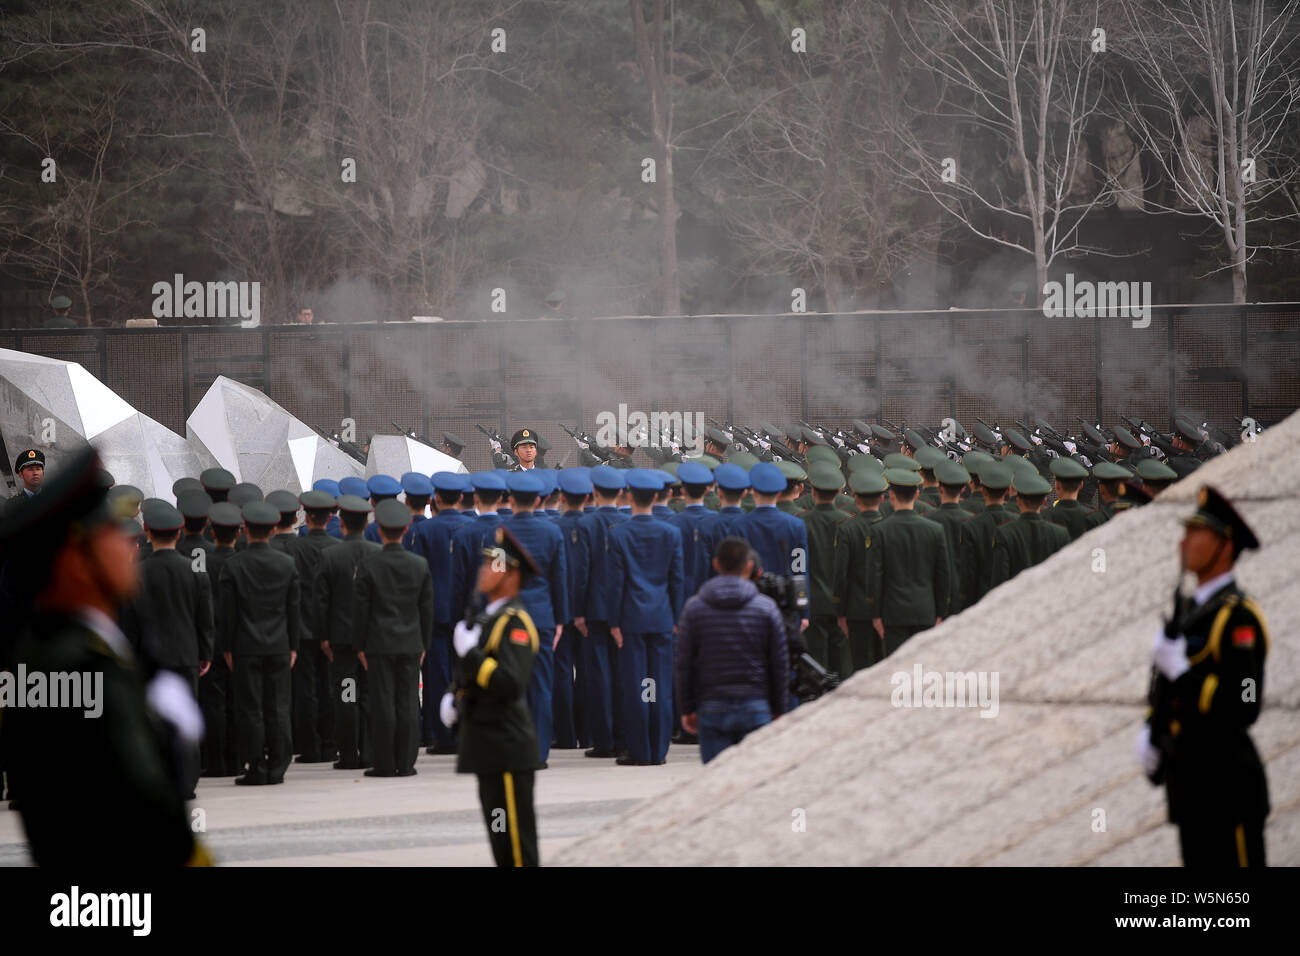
475 423 516 468
330 430 367 465
392 421 434 447
560 423 611 462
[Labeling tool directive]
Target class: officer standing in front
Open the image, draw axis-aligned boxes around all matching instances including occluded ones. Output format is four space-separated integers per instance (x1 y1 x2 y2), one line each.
509 429 540 471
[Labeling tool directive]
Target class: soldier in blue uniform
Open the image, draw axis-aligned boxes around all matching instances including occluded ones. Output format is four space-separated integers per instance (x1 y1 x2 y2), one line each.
607 470 684 766
573 465 631 758
651 471 677 522
737 462 810 609
502 471 568 768
698 463 749 576
669 461 716 603
448 473 507 623
554 469 592 749
409 472 472 753
400 473 432 547
364 474 401 543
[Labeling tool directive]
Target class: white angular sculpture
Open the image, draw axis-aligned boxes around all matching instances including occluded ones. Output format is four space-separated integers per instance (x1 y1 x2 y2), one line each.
187 375 363 493
366 434 467 478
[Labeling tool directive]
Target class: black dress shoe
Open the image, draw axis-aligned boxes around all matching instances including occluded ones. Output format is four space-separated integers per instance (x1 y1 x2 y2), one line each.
234 774 268 786
551 744 580 750
363 768 396 778
536 761 548 770
200 768 235 778
425 743 458 755
395 768 417 777
296 753 335 764
333 760 360 770
615 755 641 766
584 748 617 758
677 732 699 745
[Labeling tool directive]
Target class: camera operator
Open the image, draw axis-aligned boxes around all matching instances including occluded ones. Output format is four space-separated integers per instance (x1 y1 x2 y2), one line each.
675 537 788 764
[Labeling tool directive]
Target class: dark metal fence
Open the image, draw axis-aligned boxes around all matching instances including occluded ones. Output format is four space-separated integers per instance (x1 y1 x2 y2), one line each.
2 304 1296 474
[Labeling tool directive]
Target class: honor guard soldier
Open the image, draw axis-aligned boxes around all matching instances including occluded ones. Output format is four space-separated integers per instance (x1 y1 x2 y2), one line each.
554 469 594 749
775 460 808 514
1084 461 1133 529
353 499 433 777
957 462 1017 610
510 429 540 471
176 491 215 564
441 432 466 460
449 472 508 623
1109 425 1144 462
833 468 889 671
266 490 300 551
230 482 263 508
1165 419 1205 478
502 470 568 767
43 293 78 329
314 495 380 770
409 473 472 753
1136 457 1179 498
737 462 810 592
923 461 972 616
865 468 951 657
798 463 850 677
218 501 302 785
699 463 750 568
200 502 243 777
1138 486 1269 866
286 490 342 764
10 448 45 500
400 473 432 546
364 474 401 543
669 461 717 602
443 525 542 866
199 467 236 504
989 473 1069 588
607 470 684 765
573 465 631 758
1044 457 1093 540
298 479 343 539
912 446 947 513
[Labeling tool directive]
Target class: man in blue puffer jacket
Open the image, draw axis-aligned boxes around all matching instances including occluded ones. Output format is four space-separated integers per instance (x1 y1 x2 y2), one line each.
675 537 789 764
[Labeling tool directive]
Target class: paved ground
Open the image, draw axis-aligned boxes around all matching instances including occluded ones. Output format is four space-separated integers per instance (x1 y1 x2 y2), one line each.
0 746 703 866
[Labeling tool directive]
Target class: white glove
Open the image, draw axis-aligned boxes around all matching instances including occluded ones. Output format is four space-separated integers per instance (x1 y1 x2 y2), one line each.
439 692 459 728
453 619 482 657
1152 629 1191 681
489 438 502 452
1135 725 1161 780
147 670 205 744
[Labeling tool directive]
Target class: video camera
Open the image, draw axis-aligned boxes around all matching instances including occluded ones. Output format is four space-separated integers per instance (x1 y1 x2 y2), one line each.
753 571 841 702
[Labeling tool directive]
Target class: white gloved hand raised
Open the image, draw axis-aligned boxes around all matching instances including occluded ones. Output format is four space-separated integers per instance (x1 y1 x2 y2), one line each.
1151 628 1191 681
439 692 459 728
454 619 483 657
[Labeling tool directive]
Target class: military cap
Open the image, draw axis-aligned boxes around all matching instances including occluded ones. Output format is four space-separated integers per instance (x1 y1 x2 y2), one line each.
883 453 921 471
141 496 168 512
713 463 750 491
802 426 828 446
783 424 804 442
176 490 213 520
849 470 888 495
51 294 72 310
1006 455 1040 483
338 476 369 498
749 462 786 494
442 432 465 452
375 498 411 530
1112 426 1142 451
847 453 883 474
0 449 114 572
367 474 401 497
336 494 373 515
122 518 143 538
870 424 895 443
544 288 566 305
241 501 280 527
173 476 204 498
729 450 760 471
1049 457 1089 480
775 460 808 483
684 454 720 469
977 462 1012 490
312 478 341 497
1080 422 1108 446
506 471 544 495
510 428 538 449
658 468 680 487
935 461 971 486
1092 461 1132 480
1004 429 1033 453
963 450 995 471
142 500 184 533
1175 417 1203 444
805 445 841 467
209 502 244 528
884 467 922 487
623 469 660 492
971 422 1001 448
589 465 626 491
706 427 732 448
558 468 594 495
808 463 845 492
677 461 713 485
107 484 144 511
483 524 540 577
913 446 946 470
470 471 507 492
1135 458 1177 481
432 471 468 492
903 428 927 451
229 483 263 507
199 467 237 493
1184 485 1259 550
660 460 681 476
539 469 560 496
299 490 336 510
401 472 433 496
14 448 45 473
1012 472 1051 496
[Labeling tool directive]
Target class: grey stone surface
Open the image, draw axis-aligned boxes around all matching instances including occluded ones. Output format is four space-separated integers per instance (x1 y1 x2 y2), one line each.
556 412 1300 866
366 434 467 478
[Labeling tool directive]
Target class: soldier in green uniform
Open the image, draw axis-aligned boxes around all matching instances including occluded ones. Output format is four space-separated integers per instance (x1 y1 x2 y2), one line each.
775 460 807 514
218 501 301 785
1084 461 1133 529
957 462 1017 609
1138 486 1269 866
315 495 380 770
1136 457 1179 498
266 490 300 552
865 468 951 657
1044 457 1093 541
833 469 888 670
199 502 242 777
923 460 971 615
989 473 1069 587
286 490 341 764
42 294 78 329
799 463 851 676
442 525 542 867
176 490 215 565
353 499 433 777
912 447 946 513
1165 419 1206 479
2 448 209 865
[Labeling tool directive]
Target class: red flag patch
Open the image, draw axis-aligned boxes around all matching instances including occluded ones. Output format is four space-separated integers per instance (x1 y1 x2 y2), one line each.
509 627 530 645
1232 626 1255 649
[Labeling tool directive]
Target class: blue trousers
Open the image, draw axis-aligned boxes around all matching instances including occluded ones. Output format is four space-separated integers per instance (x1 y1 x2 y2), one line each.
698 698 771 764
420 623 455 748
618 632 673 764
552 622 580 748
581 621 616 752
527 636 554 765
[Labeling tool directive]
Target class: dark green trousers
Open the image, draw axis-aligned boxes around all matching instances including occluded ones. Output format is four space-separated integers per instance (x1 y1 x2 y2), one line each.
477 770 538 867
805 616 851 679
233 654 292 782
199 658 235 775
330 647 368 768
846 619 881 672
367 653 421 775
883 625 925 659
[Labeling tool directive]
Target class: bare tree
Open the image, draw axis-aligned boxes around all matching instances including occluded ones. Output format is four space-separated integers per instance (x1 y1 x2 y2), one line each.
1114 0 1300 302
